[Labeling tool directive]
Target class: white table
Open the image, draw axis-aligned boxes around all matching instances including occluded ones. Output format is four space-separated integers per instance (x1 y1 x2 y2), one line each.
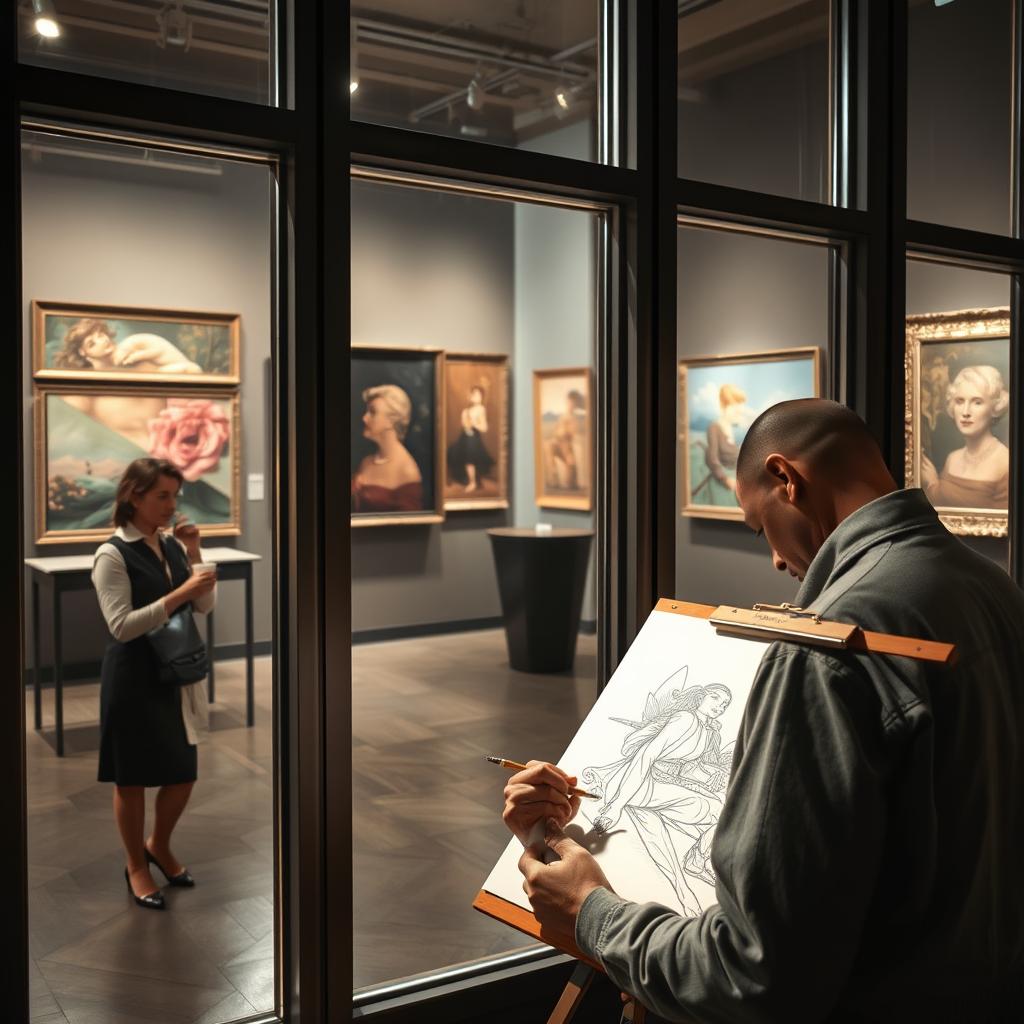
25 547 262 756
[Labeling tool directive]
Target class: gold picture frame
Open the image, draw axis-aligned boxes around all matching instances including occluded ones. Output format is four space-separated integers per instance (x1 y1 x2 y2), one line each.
351 345 446 527
32 300 241 385
35 384 242 545
679 347 822 521
533 367 593 512
443 352 510 512
905 307 1010 538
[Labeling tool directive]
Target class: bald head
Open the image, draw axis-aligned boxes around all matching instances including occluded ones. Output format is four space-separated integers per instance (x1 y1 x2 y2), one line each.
737 399 887 490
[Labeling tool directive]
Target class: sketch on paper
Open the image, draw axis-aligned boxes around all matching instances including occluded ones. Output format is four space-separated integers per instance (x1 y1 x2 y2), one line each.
481 609 768 920
580 668 733 917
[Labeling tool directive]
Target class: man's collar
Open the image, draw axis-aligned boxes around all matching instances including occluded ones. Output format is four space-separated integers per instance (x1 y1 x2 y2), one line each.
796 488 940 605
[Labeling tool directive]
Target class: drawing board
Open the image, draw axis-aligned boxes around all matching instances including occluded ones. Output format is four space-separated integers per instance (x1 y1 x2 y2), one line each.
482 604 770 920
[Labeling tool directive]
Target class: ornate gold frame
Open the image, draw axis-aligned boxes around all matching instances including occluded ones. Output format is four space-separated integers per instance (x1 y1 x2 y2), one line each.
32 300 241 385
905 306 1010 538
679 346 823 522
442 352 510 512
34 384 242 545
350 345 446 527
533 367 593 512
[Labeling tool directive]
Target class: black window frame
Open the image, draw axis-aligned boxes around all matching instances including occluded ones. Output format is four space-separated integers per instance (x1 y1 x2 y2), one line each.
4 1 1023 1022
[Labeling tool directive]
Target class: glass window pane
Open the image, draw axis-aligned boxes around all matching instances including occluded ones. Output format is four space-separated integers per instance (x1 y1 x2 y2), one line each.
906 258 1011 569
351 174 601 988
18 1 277 105
351 2 600 162
22 129 278 1023
907 0 1014 234
677 0 832 202
676 223 833 600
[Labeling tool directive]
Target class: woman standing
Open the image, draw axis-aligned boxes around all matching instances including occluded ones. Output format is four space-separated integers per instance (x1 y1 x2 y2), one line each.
447 384 495 493
92 458 217 910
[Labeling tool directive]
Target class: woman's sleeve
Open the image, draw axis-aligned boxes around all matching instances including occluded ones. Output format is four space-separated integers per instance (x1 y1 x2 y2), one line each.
92 546 168 642
705 423 729 485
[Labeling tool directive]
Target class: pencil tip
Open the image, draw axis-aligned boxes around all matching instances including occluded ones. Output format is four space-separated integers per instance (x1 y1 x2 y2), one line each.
484 755 501 764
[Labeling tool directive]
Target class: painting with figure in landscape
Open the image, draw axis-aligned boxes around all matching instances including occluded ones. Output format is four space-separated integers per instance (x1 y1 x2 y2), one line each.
534 367 592 511
33 301 240 384
481 607 768 922
444 353 509 511
351 346 445 527
905 307 1010 538
36 386 240 544
679 347 821 521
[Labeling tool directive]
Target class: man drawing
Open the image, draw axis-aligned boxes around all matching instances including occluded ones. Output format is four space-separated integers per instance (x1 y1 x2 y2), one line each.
502 400 1024 1022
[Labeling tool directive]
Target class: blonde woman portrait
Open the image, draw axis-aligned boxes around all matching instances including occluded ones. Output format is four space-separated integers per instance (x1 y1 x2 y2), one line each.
351 383 424 513
920 364 1009 510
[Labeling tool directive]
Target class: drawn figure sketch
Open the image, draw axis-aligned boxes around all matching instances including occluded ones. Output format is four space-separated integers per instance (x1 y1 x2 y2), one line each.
482 610 767 922
581 669 733 917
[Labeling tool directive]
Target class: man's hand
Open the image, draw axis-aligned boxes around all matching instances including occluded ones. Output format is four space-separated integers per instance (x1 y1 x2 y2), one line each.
518 819 613 934
503 761 581 845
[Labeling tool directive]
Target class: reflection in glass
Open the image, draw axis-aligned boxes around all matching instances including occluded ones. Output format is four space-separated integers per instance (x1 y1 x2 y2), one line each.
677 0 831 202
18 0 276 105
907 0 1013 234
351 2 599 161
23 132 277 1022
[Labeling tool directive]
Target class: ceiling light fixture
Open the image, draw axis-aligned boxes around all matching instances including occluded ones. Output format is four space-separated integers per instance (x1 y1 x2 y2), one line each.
350 45 360 94
934 0 956 6
32 0 61 38
156 2 191 50
466 73 486 112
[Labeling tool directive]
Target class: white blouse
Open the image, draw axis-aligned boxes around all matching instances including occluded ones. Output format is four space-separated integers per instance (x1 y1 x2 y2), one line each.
92 523 216 744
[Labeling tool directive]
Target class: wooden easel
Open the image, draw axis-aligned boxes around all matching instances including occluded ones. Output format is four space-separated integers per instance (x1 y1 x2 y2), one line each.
473 598 956 1022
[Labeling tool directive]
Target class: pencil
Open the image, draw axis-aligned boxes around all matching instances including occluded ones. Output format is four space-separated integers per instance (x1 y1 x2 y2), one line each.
485 756 600 799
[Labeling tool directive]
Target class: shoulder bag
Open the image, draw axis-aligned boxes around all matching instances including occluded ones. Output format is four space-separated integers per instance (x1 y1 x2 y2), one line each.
147 605 210 685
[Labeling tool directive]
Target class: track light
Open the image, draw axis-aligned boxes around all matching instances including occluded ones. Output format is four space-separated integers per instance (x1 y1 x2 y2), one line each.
467 74 485 112
350 45 360 95
32 0 61 38
934 0 955 6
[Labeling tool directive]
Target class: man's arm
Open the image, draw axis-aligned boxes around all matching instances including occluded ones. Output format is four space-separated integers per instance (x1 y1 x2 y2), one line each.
566 648 891 1022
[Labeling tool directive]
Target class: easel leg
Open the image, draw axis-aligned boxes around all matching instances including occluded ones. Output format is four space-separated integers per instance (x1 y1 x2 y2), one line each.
547 962 596 1024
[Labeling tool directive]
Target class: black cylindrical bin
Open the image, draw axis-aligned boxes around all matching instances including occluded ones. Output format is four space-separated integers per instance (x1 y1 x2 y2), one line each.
487 528 594 673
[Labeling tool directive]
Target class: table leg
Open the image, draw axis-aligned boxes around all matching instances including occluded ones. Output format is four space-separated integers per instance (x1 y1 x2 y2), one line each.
206 611 216 704
33 578 42 732
54 586 64 758
245 566 254 728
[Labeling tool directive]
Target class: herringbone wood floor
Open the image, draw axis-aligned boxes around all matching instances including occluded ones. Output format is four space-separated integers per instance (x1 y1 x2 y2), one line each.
26 629 597 1021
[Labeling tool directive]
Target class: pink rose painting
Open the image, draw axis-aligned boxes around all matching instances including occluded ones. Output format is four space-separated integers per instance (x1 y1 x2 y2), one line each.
148 398 230 481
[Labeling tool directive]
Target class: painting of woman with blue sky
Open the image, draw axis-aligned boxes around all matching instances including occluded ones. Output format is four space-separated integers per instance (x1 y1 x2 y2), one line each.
679 348 820 520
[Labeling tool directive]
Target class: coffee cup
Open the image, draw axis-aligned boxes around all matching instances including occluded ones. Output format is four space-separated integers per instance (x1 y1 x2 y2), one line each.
194 562 217 577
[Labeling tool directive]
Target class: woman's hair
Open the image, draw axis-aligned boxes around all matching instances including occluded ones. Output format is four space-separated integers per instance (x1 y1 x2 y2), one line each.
567 389 585 411
673 683 732 713
946 365 1009 421
470 384 486 401
54 318 115 370
363 384 413 439
719 384 747 409
112 458 184 527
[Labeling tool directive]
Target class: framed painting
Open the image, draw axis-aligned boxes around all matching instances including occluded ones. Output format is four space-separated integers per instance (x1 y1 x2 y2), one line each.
35 385 241 545
443 353 510 511
905 307 1010 537
533 367 592 511
679 347 822 521
32 300 240 384
351 346 445 527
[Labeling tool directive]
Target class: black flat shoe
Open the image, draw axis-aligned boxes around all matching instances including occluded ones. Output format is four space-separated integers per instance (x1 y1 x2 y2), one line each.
145 847 195 888
124 868 165 910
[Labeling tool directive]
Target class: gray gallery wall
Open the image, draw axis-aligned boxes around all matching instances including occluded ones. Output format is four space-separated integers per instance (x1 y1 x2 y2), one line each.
21 140 275 666
350 143 599 633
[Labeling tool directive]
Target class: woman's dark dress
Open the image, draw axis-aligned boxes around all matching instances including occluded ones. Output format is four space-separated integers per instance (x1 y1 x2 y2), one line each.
447 428 495 486
98 535 197 786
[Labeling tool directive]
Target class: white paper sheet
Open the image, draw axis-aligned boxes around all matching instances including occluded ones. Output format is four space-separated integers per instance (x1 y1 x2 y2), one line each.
482 609 769 919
